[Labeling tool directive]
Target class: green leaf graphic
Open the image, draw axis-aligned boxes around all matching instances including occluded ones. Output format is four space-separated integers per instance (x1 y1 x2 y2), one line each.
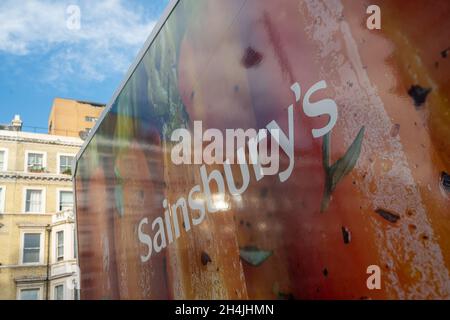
329 127 365 192
239 246 273 267
321 126 365 212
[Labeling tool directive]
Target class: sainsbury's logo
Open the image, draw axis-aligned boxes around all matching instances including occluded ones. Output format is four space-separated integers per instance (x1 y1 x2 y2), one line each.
169 80 337 169
138 80 339 263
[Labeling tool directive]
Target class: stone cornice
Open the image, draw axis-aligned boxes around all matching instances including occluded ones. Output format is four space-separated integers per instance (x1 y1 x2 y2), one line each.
0 131 83 148
14 275 48 282
0 264 47 270
0 171 73 182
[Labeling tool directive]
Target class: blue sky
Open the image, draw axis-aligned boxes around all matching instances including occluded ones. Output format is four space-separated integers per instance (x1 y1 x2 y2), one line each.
0 0 169 130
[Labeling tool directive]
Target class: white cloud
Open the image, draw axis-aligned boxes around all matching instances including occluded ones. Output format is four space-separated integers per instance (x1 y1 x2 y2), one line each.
0 0 156 83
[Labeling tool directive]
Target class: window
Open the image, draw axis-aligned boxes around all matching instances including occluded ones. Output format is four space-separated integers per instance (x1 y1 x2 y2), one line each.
23 233 41 264
74 286 79 300
59 191 73 211
25 189 43 213
59 155 74 175
54 284 64 300
20 288 40 300
0 149 6 171
0 186 4 213
85 116 98 123
73 228 77 259
56 230 64 261
27 152 45 172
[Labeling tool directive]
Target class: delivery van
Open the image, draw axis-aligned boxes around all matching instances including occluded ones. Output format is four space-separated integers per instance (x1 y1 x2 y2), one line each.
74 0 450 299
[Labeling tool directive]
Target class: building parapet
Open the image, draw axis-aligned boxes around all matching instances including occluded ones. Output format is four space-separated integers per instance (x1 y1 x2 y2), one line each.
50 260 78 279
52 210 75 224
0 129 83 147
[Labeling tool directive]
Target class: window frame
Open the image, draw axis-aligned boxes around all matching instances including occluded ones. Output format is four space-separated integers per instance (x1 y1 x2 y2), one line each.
0 147 8 171
20 230 45 265
25 150 47 173
17 286 43 300
23 187 46 214
57 188 74 212
0 185 5 213
56 230 64 262
57 153 76 175
85 116 98 123
73 226 77 259
53 283 65 300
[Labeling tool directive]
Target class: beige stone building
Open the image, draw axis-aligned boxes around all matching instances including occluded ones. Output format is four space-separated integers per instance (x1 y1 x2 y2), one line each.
0 116 83 300
48 98 105 139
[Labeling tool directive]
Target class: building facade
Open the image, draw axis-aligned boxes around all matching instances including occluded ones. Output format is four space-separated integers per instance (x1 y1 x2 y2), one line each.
48 98 105 139
0 123 83 300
